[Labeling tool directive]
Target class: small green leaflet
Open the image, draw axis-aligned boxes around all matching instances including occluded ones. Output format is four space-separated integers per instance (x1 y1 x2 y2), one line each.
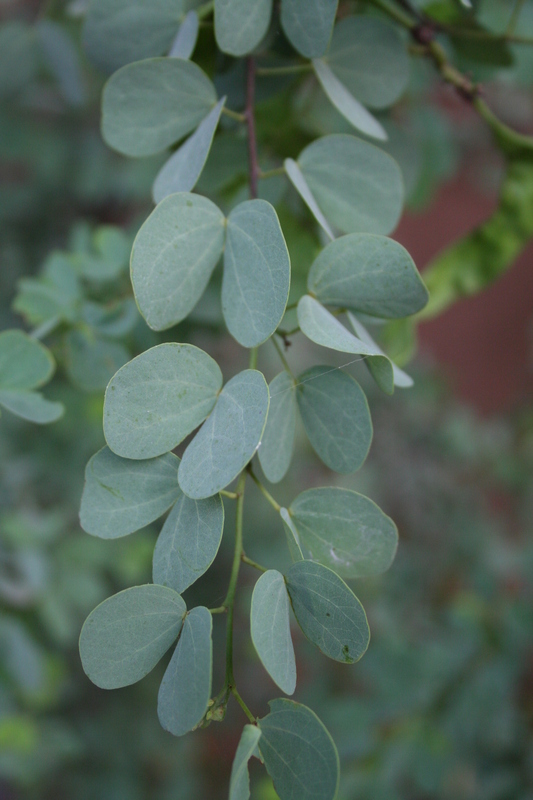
251 570 296 695
258 371 296 484
102 58 217 157
103 343 222 460
258 699 339 800
214 0 272 57
280 0 339 58
64 330 129 393
79 585 186 689
223 200 291 347
280 508 304 562
297 134 404 235
289 487 398 578
308 233 429 318
131 193 225 330
152 491 224 593
285 561 370 663
296 366 372 474
152 99 226 204
169 10 199 59
80 447 181 539
178 370 269 499
297 295 381 357
283 158 334 240
229 725 262 800
158 606 212 736
14 253 81 325
347 312 413 391
0 391 63 424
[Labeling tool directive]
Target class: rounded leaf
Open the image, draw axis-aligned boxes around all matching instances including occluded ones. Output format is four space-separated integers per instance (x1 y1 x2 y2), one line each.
215 0 272 56
0 390 64 425
251 570 296 695
258 371 296 484
280 0 339 58
297 295 381 356
0 330 55 391
229 725 262 800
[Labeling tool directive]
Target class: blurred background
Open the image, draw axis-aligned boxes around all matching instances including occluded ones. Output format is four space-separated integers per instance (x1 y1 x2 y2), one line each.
0 1 532 799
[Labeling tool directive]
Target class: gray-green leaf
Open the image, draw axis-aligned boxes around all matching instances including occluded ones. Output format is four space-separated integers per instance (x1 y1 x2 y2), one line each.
289 487 398 578
347 312 413 390
215 0 272 56
0 330 55 391
251 570 296 695
102 58 217 157
80 447 181 539
169 10 199 59
0 390 64 425
104 343 222 460
229 725 262 800
280 508 304 562
131 193 225 329
152 492 224 592
157 606 212 736
258 372 296 484
284 158 334 240
222 200 291 348
297 295 381 357
79 585 186 689
178 370 269 499
286 560 370 663
280 0 338 58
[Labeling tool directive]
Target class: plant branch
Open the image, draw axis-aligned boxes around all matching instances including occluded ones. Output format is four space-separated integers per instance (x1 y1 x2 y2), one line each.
271 335 295 378
256 63 312 76
30 315 61 341
222 107 246 123
242 553 268 572
247 466 282 513
220 489 239 499
222 471 246 689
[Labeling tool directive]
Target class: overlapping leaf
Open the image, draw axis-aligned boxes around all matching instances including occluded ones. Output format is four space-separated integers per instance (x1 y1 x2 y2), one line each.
258 371 296 483
229 725 262 800
280 0 338 58
347 312 413 391
251 570 296 694
297 295 381 356
215 0 272 56
169 10 199 59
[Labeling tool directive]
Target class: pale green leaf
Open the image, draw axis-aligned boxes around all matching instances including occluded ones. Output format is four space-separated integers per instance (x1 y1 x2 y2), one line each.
222 200 291 348
152 99 225 203
285 560 370 663
169 10 199 58
308 233 429 317
258 699 339 800
347 312 413 390
312 58 387 141
296 365 372 473
79 585 186 689
280 508 304 562
251 570 296 695
229 725 262 800
283 158 334 240
298 134 404 235
0 331 55 391
152 492 224 592
131 193 225 329
289 487 398 578
80 447 181 539
158 606 212 736
179 370 269 499
14 254 81 325
0 390 64 425
215 0 272 56
104 343 222 460
102 58 217 157
280 0 338 58
258 372 296 484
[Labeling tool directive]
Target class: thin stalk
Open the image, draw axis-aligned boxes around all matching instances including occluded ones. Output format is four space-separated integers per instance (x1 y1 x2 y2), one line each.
222 472 246 688
247 466 282 513
30 315 61 341
232 687 256 723
256 63 312 76
271 335 295 379
209 606 228 614
220 490 239 500
222 107 246 123
259 166 286 180
245 57 260 199
242 554 267 573
248 346 258 370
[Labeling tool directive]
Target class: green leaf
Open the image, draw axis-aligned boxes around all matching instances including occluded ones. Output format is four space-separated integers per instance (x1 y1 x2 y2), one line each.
169 10 199 59
297 134 404 235
14 253 81 325
308 233 429 317
280 0 339 58
324 16 410 109
296 365 372 474
258 699 339 800
223 200 291 347
251 570 296 695
258 372 296 484
83 0 184 73
103 343 223 460
74 226 130 282
152 98 225 203
152 492 224 592
131 193 225 330
0 331 55 391
289 487 398 578
285 560 370 663
280 508 304 562
158 606 212 736
79 585 186 689
214 0 273 56
0 21 37 99
297 295 381 357
80 447 181 539
0 390 64 425
64 330 129 393
229 725 262 800
102 58 217 157
284 158 335 240
36 21 86 107
347 312 413 390
312 59 387 141
179 370 269 499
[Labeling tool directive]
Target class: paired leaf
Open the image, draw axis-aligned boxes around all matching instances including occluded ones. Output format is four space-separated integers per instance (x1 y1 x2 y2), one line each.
229 725 262 800
153 492 224 593
152 99 225 204
308 233 429 318
347 312 413 391
215 0 272 56
131 193 225 329
79 585 186 689
289 487 398 578
284 158 334 240
178 370 269 499
0 391 63 424
280 0 339 58
280 508 304 562
297 295 381 356
103 343 222 460
258 699 339 800
258 372 296 483
296 366 372 474
14 254 81 325
0 331 55 391
158 606 212 736
169 10 199 59
222 200 291 347
251 570 296 695
102 58 217 157
80 447 180 539
285 561 370 663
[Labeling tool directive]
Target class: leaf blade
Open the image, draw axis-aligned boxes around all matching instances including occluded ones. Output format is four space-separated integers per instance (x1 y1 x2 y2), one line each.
251 570 296 695
280 0 339 58
229 725 262 800
258 371 297 484
214 0 272 56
